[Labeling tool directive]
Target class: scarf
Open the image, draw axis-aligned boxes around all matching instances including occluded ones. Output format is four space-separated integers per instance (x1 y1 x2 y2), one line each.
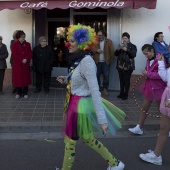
64 50 91 113
68 50 91 69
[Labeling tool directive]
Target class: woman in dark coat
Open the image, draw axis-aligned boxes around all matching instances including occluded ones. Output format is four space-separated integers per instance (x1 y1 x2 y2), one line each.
12 30 32 98
33 36 54 94
0 36 9 94
114 32 137 100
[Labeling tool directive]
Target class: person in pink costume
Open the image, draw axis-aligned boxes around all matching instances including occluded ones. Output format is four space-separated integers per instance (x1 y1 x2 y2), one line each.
128 44 166 135
139 55 170 165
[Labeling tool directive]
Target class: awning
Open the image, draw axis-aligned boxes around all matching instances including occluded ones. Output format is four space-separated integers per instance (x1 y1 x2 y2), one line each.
0 0 157 11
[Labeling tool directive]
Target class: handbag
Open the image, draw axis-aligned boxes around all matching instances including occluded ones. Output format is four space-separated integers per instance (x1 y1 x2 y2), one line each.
118 54 132 71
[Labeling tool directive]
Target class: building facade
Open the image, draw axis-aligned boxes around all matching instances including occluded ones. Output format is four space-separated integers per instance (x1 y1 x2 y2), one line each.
0 0 169 90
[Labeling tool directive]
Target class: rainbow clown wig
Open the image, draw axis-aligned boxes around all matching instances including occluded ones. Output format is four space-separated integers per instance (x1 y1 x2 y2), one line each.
67 23 97 51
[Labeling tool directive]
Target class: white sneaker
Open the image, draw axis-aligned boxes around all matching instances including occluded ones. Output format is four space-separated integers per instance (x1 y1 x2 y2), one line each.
128 124 143 135
24 95 28 99
15 94 20 99
107 160 125 170
139 150 162 165
55 167 60 170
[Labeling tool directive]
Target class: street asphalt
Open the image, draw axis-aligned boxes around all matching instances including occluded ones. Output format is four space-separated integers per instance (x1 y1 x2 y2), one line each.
0 85 169 170
0 137 169 170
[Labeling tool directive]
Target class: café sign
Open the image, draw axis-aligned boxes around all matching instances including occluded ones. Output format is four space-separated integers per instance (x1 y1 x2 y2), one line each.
19 0 125 9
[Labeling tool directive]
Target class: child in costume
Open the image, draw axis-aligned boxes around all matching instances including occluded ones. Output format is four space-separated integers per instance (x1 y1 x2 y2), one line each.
128 44 166 135
139 55 170 165
56 24 126 170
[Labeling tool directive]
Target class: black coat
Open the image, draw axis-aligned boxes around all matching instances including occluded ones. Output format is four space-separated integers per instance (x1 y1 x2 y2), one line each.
0 44 8 69
33 44 54 73
114 42 137 70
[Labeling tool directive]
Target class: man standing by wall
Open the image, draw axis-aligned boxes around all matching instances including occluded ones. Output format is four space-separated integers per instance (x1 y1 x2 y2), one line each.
33 36 54 94
93 30 114 96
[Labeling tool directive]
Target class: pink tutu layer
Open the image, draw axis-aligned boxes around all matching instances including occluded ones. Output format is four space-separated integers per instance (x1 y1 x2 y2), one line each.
160 87 170 118
140 81 165 102
64 95 81 140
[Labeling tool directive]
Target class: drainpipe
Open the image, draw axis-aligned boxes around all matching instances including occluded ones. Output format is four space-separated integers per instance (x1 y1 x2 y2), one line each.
31 9 35 85
120 9 123 42
32 9 35 48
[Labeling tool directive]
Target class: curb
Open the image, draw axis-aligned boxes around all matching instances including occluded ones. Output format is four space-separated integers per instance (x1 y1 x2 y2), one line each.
0 130 159 140
0 121 160 133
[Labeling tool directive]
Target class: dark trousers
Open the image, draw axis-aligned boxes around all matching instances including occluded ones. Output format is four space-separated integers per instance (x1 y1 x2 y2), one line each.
96 62 110 89
16 86 28 96
35 71 51 90
118 69 133 95
0 69 5 92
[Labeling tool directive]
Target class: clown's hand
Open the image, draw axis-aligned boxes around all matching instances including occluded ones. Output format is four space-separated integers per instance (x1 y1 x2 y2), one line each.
56 76 67 84
100 123 108 136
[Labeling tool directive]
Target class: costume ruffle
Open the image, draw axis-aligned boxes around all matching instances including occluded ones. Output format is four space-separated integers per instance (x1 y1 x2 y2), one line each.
160 87 170 118
64 95 126 140
140 81 165 102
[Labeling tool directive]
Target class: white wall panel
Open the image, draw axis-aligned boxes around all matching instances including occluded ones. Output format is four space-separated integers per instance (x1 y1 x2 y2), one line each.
107 8 121 90
0 9 32 68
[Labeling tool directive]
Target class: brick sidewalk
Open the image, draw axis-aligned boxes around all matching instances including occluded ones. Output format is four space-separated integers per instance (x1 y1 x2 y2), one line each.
0 84 160 129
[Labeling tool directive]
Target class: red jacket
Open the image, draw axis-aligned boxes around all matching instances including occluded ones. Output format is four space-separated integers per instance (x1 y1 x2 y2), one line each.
12 40 32 87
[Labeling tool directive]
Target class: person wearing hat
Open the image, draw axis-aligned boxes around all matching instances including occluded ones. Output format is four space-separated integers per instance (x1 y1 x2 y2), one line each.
56 24 125 170
0 36 8 94
114 32 137 100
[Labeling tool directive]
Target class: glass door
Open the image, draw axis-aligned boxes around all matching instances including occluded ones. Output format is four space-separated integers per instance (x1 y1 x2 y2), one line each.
48 21 69 68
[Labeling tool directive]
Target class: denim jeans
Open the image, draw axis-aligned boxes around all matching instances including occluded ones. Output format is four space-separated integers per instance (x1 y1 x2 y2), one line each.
96 62 110 89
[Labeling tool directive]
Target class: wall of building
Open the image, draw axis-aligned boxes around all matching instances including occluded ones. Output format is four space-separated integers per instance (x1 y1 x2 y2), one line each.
0 9 32 68
121 0 170 74
1 0 169 90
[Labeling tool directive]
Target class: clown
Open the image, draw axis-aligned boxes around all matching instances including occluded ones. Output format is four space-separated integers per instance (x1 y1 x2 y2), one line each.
56 24 125 170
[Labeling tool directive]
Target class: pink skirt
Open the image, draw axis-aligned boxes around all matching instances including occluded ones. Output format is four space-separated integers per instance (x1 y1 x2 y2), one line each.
63 95 126 140
160 87 170 118
140 80 165 102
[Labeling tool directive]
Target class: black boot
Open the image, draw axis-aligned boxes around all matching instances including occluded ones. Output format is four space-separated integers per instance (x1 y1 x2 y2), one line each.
121 94 128 100
34 88 41 93
117 93 124 98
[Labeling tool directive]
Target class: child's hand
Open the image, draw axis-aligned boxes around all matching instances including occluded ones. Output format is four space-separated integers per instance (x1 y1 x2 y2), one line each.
158 55 164 61
142 70 147 76
142 70 148 79
165 100 170 108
